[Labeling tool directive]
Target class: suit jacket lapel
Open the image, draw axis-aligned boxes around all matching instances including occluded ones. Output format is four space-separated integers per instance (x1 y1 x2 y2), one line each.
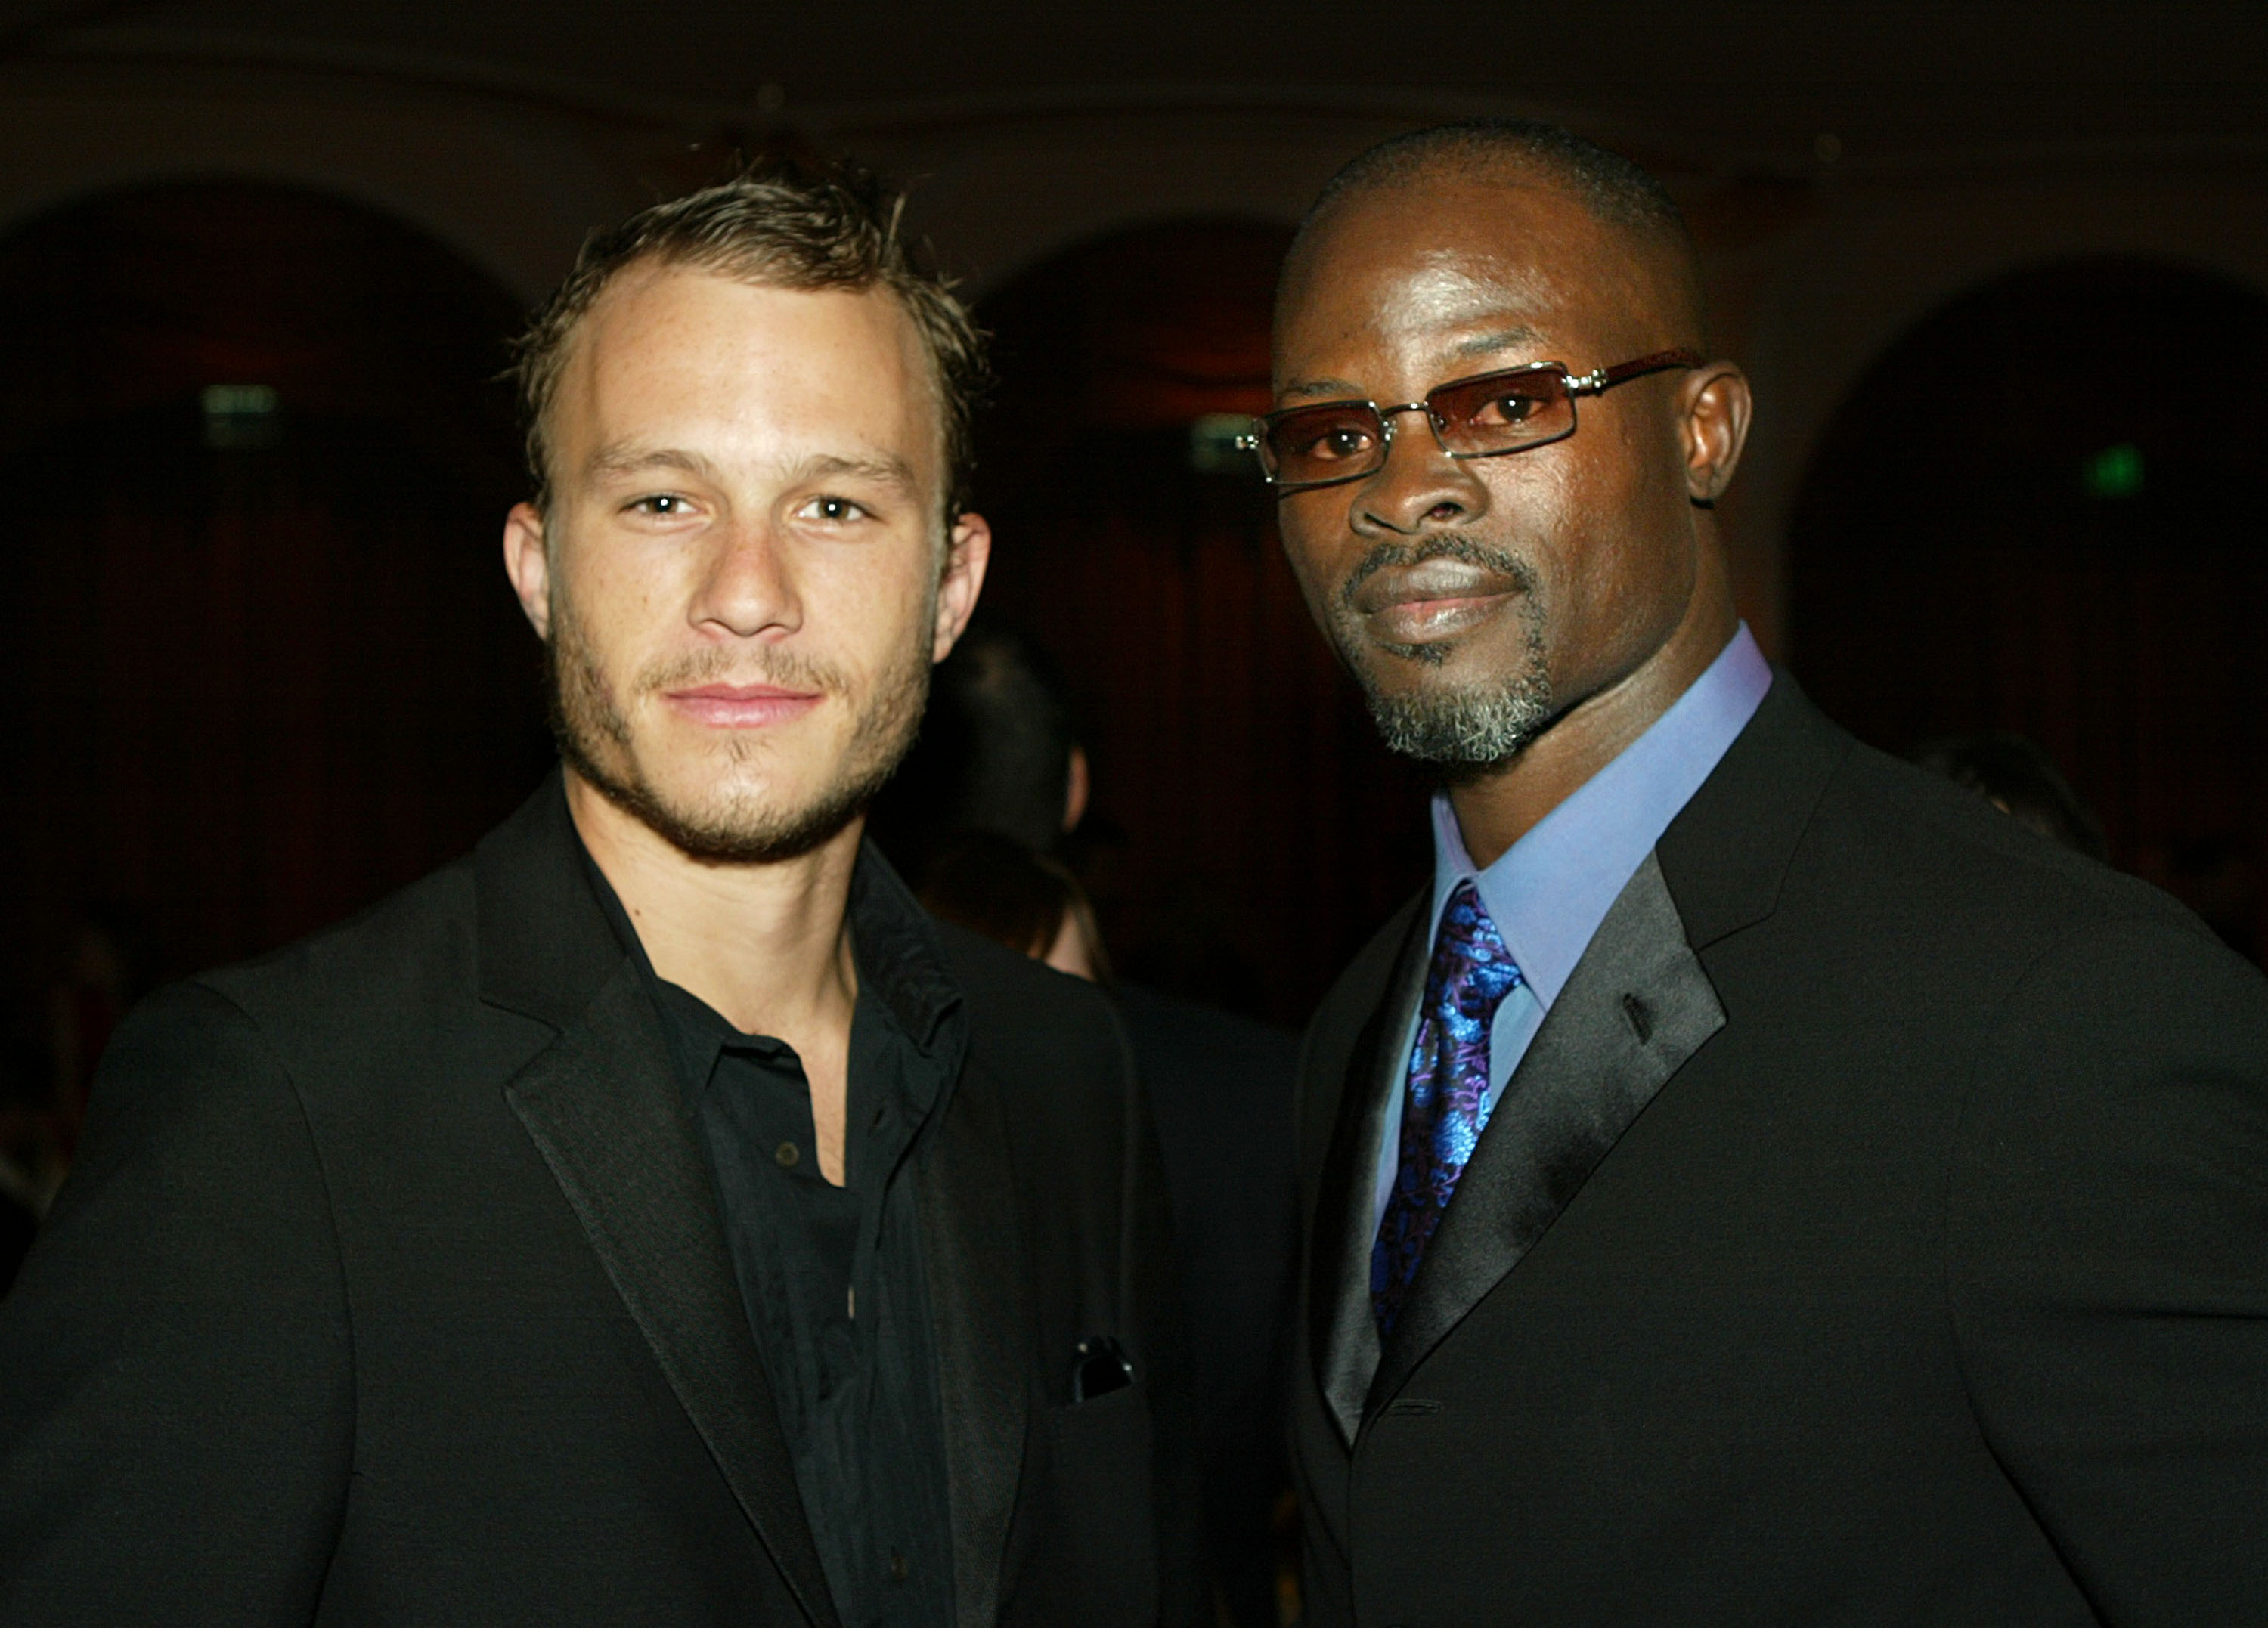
476 777 838 1628
1656 670 1851 952
916 1057 1030 1628
506 961 842 1628
1309 673 1848 1427
1309 901 1431 1447
1368 853 1726 1413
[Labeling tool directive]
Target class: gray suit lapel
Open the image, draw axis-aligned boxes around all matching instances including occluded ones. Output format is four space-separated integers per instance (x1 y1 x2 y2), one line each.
916 1057 1031 1628
1310 905 1431 1447
505 960 841 1628
1368 852 1726 1412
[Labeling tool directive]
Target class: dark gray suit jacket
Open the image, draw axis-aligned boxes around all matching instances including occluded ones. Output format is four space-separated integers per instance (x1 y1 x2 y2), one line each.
1294 677 2268 1626
0 776 1201 1627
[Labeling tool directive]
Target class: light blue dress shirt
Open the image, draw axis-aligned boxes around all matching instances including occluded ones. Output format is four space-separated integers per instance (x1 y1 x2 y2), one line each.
1371 624 1776 1236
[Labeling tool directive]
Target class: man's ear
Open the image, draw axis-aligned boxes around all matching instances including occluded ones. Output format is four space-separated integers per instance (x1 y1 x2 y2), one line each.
1063 744 1090 834
503 503 553 641
1682 363 1754 506
933 512 993 661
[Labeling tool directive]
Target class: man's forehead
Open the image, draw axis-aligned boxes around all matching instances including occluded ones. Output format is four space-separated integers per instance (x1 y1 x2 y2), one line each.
1278 177 1674 376
556 271 900 427
553 268 934 442
1275 239 1582 388
575 265 919 371
1365 255 1562 336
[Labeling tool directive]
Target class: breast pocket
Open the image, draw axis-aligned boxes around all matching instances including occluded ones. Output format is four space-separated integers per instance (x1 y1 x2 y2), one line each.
1025 1382 1159 1626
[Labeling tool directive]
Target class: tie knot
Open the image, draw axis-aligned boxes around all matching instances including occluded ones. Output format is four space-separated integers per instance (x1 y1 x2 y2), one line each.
1432 880 1523 1017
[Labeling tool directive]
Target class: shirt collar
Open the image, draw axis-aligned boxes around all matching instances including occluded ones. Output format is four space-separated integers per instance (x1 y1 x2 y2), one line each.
574 830 970 1087
1430 622 1773 1008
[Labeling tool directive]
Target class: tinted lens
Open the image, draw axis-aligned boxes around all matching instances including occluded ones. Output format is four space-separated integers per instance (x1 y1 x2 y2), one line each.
1428 367 1573 454
1262 401 1388 485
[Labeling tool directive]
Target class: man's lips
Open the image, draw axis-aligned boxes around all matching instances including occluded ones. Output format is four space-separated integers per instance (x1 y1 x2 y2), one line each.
1348 561 1524 645
662 682 824 727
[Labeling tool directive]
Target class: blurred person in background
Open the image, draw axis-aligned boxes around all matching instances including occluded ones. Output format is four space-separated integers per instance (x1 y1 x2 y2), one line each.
0 913 154 1302
0 1042 62 1297
1911 732 2110 861
1912 735 2268 962
878 624 1300 1628
868 621 1089 875
918 829 1111 982
0 160 1199 1628
46 905 153 1161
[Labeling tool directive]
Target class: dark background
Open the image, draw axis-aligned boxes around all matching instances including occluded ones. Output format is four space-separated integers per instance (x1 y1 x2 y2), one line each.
0 2 2263 1045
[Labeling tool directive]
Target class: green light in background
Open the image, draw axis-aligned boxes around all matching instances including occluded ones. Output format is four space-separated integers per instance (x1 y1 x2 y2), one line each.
2083 442 2145 499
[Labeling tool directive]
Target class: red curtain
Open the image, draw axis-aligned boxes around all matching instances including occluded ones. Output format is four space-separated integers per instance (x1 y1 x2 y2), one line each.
0 184 545 1038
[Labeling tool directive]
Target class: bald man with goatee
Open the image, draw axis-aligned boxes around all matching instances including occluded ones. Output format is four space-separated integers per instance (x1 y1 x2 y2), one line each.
1260 119 2268 1626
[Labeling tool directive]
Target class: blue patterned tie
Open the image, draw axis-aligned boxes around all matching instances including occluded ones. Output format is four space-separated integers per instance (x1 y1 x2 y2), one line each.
1372 880 1526 1339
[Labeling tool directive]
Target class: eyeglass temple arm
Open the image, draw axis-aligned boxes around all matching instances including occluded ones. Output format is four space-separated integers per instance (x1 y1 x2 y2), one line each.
1568 348 1709 395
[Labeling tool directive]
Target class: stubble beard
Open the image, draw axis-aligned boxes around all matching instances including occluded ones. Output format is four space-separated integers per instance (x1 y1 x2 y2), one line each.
1328 535 1557 774
546 588 933 865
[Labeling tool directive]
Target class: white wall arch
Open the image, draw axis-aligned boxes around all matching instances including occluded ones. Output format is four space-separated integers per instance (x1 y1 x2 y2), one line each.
1731 164 2268 649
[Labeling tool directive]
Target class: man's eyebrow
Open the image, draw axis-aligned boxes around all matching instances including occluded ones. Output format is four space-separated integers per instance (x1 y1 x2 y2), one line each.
1448 325 1547 361
581 445 919 493
1277 376 1368 402
789 451 919 492
585 444 726 484
1276 327 1548 402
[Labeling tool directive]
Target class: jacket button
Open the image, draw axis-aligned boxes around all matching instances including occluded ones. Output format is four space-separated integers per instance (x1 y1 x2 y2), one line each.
775 1141 801 1168
890 1552 909 1581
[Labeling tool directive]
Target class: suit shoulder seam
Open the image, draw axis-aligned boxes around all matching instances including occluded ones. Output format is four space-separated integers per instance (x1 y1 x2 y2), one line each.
1935 910 2137 1444
187 974 362 1475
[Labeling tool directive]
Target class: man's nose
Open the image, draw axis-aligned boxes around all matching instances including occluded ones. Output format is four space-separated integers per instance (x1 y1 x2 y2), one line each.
1352 409 1485 537
689 521 801 639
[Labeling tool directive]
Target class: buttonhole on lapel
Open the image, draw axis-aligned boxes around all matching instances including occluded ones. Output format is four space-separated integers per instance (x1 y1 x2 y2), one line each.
1622 992 1654 1045
1382 1397 1443 1416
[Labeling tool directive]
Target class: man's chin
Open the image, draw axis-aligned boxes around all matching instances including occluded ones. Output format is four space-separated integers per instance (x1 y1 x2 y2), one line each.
1354 664 1557 772
569 754 869 867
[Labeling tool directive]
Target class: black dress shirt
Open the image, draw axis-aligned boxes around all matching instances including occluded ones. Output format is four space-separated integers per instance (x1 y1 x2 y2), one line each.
589 851 961 1628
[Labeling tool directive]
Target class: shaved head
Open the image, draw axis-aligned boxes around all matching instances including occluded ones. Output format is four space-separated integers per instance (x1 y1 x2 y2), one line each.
1281 119 1709 354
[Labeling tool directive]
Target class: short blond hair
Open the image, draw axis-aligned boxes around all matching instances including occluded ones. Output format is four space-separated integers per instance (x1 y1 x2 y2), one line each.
512 156 989 522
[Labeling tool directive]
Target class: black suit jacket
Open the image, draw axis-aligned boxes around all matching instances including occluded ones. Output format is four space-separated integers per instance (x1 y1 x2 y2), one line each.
1294 677 2268 1626
0 778 1200 1627
1116 986 1300 1628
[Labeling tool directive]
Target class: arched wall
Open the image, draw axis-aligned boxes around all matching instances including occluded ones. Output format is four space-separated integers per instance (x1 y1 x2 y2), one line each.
1734 166 2268 653
1777 253 2268 955
0 178 553 1026
884 134 2268 667
0 73 649 302
861 110 1398 293
3 76 2263 736
5 66 2266 648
